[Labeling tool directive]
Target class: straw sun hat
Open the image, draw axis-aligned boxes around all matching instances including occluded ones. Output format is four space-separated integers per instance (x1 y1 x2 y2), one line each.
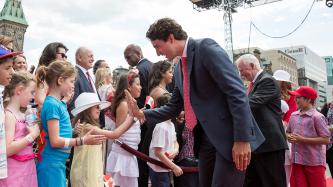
71 92 111 116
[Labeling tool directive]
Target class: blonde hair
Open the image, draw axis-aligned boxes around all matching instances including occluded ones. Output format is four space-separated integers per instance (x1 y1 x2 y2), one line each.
3 71 35 107
0 35 13 46
95 67 111 90
35 60 76 89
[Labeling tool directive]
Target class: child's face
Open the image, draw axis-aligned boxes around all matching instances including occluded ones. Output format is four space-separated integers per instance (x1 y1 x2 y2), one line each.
128 77 141 99
59 75 75 97
89 105 100 120
296 96 312 109
162 67 173 85
105 72 113 85
0 58 14 86
19 81 36 107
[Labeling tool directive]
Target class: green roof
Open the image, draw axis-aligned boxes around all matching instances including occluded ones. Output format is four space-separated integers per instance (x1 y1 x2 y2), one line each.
0 0 28 26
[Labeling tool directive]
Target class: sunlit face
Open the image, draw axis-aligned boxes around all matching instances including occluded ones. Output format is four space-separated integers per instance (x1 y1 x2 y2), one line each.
0 58 15 86
162 66 173 84
89 105 100 120
59 75 75 98
237 62 256 82
19 81 36 107
128 77 141 98
13 56 27 71
151 36 177 61
79 49 94 70
55 47 67 61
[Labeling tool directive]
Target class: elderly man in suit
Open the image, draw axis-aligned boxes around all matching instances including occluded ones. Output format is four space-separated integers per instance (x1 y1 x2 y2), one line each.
236 54 288 187
127 18 265 187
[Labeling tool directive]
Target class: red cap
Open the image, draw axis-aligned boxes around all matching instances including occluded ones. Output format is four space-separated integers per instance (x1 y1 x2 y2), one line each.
288 86 317 100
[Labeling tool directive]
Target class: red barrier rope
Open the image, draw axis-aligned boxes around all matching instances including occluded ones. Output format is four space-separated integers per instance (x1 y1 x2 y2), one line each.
114 140 199 173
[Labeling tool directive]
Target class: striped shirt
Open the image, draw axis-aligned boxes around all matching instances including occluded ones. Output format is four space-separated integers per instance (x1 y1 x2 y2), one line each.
0 85 7 179
287 108 330 166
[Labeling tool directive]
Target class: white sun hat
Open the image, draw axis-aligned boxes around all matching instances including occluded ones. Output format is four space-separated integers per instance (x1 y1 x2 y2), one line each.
71 92 111 116
273 70 291 82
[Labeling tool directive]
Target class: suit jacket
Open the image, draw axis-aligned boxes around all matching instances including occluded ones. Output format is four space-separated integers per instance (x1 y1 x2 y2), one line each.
248 72 288 153
136 58 153 109
68 66 95 113
144 38 265 161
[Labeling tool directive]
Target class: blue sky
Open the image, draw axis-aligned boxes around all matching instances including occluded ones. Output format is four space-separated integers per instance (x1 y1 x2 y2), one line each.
16 0 333 69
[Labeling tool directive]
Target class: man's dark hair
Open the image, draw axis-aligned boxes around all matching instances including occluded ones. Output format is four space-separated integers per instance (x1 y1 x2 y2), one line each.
146 18 187 41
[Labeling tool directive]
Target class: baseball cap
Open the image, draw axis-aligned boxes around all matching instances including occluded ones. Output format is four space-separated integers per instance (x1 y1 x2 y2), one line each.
288 86 317 100
0 45 21 59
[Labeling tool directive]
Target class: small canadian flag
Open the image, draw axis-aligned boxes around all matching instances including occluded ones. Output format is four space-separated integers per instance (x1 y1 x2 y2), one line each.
145 96 154 109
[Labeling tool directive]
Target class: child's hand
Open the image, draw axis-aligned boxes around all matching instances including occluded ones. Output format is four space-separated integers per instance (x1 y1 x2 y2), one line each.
176 111 185 123
26 124 40 139
288 133 304 143
73 119 84 135
82 129 107 145
172 165 183 177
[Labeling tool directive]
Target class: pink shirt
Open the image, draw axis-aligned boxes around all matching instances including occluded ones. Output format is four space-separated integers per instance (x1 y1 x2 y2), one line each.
287 108 330 166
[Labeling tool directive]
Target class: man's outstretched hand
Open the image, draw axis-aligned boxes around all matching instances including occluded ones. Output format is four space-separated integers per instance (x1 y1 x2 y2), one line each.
124 90 145 122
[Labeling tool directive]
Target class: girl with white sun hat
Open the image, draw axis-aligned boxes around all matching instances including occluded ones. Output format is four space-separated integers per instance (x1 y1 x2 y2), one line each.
70 92 134 187
273 69 297 186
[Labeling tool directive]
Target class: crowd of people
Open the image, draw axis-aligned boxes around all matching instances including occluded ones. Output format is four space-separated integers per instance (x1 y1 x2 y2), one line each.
0 17 331 187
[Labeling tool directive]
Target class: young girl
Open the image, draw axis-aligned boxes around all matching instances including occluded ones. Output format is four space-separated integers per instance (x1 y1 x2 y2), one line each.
0 72 40 187
148 60 173 102
0 45 19 180
287 86 331 187
95 67 114 102
35 61 106 187
70 92 134 187
148 93 183 187
106 68 142 187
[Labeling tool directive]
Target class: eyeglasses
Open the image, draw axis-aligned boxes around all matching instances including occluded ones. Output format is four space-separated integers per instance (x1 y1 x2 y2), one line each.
57 53 67 59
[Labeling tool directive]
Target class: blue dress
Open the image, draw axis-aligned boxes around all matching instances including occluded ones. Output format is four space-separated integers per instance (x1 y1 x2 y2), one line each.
37 96 72 187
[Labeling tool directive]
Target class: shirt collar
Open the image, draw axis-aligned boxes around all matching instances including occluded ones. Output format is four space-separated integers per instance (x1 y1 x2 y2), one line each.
181 37 189 58
76 64 88 74
137 58 145 65
252 69 263 83
294 108 316 116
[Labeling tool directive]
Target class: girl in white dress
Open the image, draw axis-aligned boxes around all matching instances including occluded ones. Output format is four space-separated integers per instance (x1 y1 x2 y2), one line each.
106 68 141 187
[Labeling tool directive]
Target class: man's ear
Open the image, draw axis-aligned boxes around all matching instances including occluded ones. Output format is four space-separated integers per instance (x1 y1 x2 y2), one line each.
168 34 175 43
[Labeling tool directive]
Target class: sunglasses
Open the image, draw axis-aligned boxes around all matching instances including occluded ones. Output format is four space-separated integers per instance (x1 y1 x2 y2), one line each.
57 53 67 59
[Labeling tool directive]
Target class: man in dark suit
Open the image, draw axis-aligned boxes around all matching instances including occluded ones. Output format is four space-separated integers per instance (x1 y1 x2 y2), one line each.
124 44 153 187
236 54 288 187
127 18 265 187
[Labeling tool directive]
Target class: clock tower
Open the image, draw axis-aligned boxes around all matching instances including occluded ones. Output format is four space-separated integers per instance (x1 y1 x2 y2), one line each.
0 0 28 51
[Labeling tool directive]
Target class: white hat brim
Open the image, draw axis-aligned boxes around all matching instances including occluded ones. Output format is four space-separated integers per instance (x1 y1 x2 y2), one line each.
273 76 291 82
71 101 111 116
